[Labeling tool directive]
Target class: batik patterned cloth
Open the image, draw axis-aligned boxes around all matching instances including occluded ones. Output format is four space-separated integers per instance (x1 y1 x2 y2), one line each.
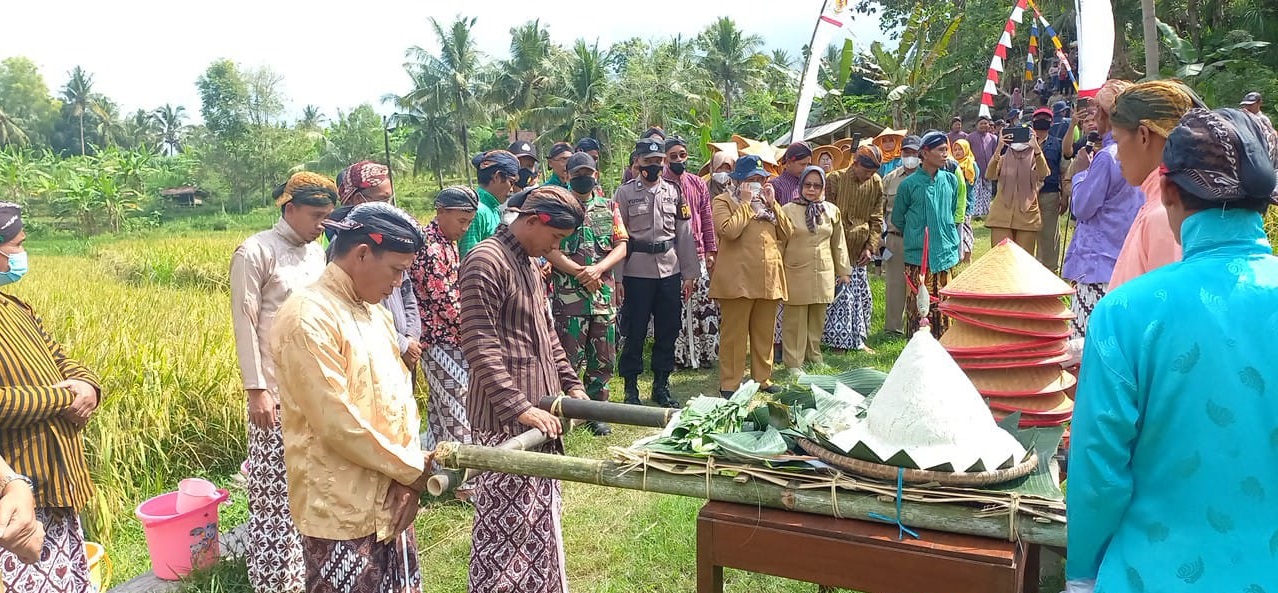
675 259 719 368
301 529 420 593
247 416 305 593
554 314 616 401
822 266 873 350
420 344 471 472
904 264 951 339
959 216 975 260
0 508 91 593
468 431 568 593
1070 282 1107 338
976 180 996 219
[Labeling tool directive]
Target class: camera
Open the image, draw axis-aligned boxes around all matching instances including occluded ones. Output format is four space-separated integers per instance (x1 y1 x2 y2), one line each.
1008 125 1032 143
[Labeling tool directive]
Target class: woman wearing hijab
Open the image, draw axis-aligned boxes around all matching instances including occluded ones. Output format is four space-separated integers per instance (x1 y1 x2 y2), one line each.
707 151 737 197
984 126 1050 253
1107 80 1203 289
1066 107 1278 593
779 166 851 369
952 139 979 262
873 129 905 177
710 156 793 396
822 145 884 352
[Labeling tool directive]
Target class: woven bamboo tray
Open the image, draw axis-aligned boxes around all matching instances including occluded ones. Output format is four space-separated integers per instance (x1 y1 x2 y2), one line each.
797 438 1039 487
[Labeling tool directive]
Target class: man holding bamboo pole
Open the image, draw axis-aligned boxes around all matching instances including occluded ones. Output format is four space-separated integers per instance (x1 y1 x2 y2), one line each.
271 202 431 593
457 185 588 593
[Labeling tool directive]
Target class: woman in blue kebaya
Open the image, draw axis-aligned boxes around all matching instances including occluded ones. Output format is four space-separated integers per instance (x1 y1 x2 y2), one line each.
1066 108 1278 593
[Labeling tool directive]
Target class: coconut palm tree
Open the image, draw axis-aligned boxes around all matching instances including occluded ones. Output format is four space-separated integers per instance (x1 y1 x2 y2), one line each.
532 40 612 146
695 17 765 117
766 49 797 96
492 20 555 135
1142 0 1159 77
0 108 28 147
385 68 461 189
62 66 96 155
405 16 486 180
298 105 325 132
90 98 124 149
123 109 159 150
152 104 187 155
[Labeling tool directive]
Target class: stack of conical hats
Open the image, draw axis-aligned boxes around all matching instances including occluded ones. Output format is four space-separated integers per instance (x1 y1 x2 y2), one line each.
939 240 1077 428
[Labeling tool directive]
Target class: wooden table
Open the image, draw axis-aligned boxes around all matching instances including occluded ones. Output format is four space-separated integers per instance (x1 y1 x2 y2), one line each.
697 501 1040 593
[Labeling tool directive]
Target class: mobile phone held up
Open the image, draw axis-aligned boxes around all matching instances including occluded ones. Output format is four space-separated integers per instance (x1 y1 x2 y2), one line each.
1008 125 1032 144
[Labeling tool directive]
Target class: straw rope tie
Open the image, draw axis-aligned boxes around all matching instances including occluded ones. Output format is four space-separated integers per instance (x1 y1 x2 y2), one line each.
868 468 921 541
550 395 565 417
1008 493 1022 542
705 457 715 499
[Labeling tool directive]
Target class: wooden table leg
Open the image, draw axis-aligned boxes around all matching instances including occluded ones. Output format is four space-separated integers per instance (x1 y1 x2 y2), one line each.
697 515 724 593
1022 544 1042 593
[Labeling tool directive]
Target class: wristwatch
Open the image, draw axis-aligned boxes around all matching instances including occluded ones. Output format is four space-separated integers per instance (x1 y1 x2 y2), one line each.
0 473 33 494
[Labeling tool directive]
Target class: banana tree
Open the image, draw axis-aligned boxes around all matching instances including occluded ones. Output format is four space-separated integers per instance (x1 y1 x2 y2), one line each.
1157 19 1270 77
856 7 964 128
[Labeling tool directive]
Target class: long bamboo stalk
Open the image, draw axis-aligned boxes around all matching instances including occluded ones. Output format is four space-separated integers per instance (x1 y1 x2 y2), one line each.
433 442 1067 548
426 425 562 496
536 396 676 428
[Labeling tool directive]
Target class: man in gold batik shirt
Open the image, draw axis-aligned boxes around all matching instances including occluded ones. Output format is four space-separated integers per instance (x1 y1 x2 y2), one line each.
271 201 431 593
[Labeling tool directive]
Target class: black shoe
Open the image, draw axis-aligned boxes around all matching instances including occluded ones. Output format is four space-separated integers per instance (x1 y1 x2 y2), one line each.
762 384 782 394
651 372 682 408
719 390 734 398
622 376 641 406
584 420 613 436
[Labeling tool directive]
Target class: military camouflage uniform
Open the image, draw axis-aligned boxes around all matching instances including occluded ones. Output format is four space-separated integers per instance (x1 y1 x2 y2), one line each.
551 195 629 402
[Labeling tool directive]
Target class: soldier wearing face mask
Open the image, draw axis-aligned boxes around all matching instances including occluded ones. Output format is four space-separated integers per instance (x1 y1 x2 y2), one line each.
612 138 698 408
1036 103 1072 271
508 141 541 190
879 135 921 335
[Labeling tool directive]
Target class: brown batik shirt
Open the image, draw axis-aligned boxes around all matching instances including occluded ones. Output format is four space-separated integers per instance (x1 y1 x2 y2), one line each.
458 226 584 436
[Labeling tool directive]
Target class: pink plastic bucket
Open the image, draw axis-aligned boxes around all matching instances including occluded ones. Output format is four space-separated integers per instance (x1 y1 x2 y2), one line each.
135 488 229 580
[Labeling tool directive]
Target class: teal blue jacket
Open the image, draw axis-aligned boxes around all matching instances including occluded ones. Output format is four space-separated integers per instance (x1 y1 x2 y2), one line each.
1067 209 1278 592
889 168 961 272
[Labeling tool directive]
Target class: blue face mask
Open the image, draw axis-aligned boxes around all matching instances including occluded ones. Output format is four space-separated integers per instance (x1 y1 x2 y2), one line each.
0 249 28 286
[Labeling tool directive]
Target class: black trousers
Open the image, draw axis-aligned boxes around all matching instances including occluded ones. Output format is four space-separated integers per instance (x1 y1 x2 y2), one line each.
618 274 682 377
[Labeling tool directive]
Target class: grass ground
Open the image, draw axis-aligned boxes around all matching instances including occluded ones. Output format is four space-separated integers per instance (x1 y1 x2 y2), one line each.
16 219 1010 592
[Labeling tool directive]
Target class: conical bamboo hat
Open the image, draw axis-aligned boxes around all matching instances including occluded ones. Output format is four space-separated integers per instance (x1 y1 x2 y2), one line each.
944 311 1073 339
812 145 846 170
829 332 1027 472
967 366 1077 397
941 239 1074 298
940 320 1064 354
699 142 741 176
940 295 1074 320
986 390 1075 415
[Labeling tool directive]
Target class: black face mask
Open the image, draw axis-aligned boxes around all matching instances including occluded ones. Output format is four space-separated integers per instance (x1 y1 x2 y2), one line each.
569 175 596 195
669 161 687 175
639 164 663 182
517 168 537 189
1032 119 1053 131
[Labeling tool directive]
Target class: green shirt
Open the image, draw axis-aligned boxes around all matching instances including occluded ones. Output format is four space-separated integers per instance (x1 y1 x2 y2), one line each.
458 187 502 257
890 168 962 272
546 172 569 189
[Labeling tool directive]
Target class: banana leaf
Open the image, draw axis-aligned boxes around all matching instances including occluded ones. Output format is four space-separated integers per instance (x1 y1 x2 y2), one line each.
797 368 889 397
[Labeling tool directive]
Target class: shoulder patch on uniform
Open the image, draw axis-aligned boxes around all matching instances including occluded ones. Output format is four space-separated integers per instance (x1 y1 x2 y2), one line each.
677 194 692 220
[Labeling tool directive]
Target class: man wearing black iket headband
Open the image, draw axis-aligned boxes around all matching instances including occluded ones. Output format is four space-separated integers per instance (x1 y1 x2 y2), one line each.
270 201 431 593
459 150 521 256
0 202 104 593
456 185 588 593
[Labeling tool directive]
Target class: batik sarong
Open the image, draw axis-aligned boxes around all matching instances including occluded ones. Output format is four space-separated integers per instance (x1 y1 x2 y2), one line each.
247 414 305 593
0 508 91 593
301 530 420 593
959 217 975 261
468 431 567 593
675 260 719 369
905 264 951 339
420 344 471 472
822 266 874 350
972 178 994 218
1070 282 1108 338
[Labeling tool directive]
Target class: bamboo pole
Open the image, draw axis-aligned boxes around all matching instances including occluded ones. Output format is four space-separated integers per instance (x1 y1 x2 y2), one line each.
433 443 1067 548
536 396 676 428
426 424 564 496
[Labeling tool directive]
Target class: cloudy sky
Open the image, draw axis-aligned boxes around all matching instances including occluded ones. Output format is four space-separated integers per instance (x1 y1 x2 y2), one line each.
2 0 888 124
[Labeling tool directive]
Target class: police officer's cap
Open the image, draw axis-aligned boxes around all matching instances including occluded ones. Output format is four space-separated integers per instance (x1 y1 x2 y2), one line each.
634 139 664 160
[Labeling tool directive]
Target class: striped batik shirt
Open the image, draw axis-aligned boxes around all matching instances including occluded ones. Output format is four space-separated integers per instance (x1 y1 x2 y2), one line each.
0 292 100 511
457 227 584 436
826 170 886 256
